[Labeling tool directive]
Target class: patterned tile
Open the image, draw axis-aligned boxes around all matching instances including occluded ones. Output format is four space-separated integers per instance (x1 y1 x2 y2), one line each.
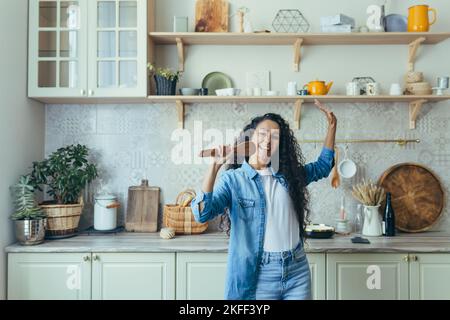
46 101 450 232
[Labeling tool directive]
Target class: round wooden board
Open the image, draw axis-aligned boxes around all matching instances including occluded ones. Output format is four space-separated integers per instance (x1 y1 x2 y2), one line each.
378 163 445 233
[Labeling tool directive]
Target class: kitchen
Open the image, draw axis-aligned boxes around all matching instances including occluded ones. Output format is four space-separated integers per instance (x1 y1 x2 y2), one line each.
1 0 450 303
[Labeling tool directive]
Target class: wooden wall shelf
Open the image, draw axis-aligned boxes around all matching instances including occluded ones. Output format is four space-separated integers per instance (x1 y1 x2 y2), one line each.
146 95 450 130
149 32 450 72
149 32 450 45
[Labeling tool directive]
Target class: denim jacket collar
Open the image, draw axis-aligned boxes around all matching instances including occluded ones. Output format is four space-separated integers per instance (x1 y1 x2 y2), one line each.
242 160 286 185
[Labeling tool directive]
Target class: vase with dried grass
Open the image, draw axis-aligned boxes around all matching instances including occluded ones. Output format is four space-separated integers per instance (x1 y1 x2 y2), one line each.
352 180 385 237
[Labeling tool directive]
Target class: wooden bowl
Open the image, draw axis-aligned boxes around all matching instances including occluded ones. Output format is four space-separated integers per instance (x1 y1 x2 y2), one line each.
405 71 424 84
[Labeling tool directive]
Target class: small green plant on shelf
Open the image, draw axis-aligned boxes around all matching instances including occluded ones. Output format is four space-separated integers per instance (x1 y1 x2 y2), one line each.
29 144 98 205
148 63 182 95
10 175 46 221
147 63 182 81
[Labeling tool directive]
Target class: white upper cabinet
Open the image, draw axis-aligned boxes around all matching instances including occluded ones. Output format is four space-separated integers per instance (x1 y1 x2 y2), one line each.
29 0 89 97
28 0 148 98
87 0 147 97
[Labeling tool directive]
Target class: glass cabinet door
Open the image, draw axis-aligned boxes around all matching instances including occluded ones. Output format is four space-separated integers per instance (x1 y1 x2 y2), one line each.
29 0 88 97
88 0 147 97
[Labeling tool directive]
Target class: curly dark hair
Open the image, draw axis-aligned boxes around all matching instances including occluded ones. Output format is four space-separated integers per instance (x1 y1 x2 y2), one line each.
219 113 311 241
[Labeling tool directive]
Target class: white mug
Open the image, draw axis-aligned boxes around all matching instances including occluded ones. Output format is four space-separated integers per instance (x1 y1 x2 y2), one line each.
389 83 402 96
253 88 262 96
346 82 359 96
287 82 297 96
366 82 380 96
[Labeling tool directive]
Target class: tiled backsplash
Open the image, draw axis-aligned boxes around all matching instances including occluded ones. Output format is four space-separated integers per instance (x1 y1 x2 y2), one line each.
45 101 450 232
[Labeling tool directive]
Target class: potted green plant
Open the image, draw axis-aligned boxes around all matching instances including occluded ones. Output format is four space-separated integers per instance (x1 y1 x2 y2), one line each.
148 63 182 95
11 175 47 245
29 144 98 238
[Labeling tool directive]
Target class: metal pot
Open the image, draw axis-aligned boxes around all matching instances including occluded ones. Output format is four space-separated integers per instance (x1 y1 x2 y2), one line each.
14 219 46 245
94 193 120 231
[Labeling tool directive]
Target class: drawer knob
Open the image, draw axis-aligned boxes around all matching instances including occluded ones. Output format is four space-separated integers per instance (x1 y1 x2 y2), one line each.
92 254 100 261
83 255 90 261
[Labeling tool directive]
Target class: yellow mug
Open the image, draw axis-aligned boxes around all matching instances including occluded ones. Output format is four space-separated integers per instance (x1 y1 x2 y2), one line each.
408 5 437 32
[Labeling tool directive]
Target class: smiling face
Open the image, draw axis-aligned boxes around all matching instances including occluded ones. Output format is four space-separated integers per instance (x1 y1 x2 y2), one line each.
249 119 280 166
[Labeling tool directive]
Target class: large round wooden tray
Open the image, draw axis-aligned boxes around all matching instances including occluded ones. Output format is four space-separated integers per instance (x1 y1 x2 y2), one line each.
378 163 445 233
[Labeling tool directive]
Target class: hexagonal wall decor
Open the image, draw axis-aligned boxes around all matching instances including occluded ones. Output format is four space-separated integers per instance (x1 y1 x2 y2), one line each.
272 9 310 33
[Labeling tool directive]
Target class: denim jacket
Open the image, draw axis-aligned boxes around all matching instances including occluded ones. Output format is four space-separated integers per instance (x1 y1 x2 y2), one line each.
191 147 335 300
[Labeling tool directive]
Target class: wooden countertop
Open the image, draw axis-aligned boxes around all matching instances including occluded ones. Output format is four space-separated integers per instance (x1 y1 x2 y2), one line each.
5 231 450 254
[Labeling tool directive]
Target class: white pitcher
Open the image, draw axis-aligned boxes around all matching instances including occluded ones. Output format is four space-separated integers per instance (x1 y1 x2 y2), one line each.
362 205 382 236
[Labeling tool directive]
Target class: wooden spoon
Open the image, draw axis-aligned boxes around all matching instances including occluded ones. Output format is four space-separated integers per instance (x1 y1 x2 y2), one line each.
331 147 340 189
199 141 256 158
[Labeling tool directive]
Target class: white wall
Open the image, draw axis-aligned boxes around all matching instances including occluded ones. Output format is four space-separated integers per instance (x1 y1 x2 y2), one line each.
0 0 45 299
46 0 450 233
156 0 450 93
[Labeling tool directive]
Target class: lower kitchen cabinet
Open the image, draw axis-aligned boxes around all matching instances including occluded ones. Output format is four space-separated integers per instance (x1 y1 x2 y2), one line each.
326 253 409 300
92 253 175 300
8 253 92 300
175 253 326 300
8 252 450 300
409 254 450 300
8 252 175 300
307 253 326 300
176 253 228 300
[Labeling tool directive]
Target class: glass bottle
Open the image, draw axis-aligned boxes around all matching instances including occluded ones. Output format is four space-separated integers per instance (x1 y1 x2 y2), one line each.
353 204 364 236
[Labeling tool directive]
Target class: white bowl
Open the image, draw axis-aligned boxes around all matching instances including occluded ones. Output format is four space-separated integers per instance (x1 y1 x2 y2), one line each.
265 90 279 96
215 88 241 96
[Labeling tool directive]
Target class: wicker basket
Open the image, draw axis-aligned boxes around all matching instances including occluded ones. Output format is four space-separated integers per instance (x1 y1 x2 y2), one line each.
40 197 84 238
163 190 208 234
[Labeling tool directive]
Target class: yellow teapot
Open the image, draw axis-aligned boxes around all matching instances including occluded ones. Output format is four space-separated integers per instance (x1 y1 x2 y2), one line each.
304 80 333 95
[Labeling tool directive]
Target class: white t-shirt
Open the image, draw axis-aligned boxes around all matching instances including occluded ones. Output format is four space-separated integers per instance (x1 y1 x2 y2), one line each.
256 167 300 252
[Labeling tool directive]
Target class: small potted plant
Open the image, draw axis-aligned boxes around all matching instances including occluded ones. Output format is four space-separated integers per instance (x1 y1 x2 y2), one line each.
148 63 182 95
29 144 98 238
11 175 47 245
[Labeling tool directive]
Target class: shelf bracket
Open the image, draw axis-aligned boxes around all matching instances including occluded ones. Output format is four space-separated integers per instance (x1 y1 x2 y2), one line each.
409 99 427 129
294 99 304 129
293 38 303 72
176 37 185 72
408 37 426 71
176 99 185 129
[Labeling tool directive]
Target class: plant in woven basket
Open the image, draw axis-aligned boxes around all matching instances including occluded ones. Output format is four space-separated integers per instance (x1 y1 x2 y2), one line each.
352 179 385 206
148 63 182 95
10 175 46 221
29 144 98 205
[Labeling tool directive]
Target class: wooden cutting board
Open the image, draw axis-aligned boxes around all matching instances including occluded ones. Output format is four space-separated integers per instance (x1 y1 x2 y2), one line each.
378 163 444 233
126 179 160 232
195 0 229 32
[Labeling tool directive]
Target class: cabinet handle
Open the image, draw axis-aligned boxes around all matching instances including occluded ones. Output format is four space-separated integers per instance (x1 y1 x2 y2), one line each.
92 254 100 261
80 89 86 96
402 255 410 262
83 255 90 262
411 255 419 262
88 89 94 96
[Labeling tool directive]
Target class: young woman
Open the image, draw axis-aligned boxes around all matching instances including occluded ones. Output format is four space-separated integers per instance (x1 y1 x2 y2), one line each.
191 100 337 300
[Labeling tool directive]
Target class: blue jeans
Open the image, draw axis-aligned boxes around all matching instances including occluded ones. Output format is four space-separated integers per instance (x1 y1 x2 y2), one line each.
255 242 312 300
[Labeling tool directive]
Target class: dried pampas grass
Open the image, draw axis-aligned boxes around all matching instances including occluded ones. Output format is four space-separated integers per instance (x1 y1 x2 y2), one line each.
352 179 385 206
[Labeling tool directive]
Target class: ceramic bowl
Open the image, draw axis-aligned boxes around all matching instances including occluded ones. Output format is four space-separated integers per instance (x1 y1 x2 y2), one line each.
215 88 241 96
179 88 200 96
385 14 408 32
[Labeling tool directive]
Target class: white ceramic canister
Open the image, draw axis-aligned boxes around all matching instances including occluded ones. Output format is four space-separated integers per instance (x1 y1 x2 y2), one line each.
94 193 120 231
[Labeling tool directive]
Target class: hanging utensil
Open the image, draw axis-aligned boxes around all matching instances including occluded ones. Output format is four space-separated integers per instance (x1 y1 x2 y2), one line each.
331 147 340 189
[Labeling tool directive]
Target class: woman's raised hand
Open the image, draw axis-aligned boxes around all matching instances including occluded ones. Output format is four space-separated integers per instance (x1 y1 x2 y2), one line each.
314 99 337 128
